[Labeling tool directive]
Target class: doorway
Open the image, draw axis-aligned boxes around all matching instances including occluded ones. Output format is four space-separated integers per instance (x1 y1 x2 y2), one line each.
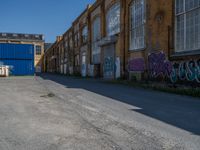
103 44 115 79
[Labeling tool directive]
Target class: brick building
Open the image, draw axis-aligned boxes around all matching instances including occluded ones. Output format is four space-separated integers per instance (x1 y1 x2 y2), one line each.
45 0 200 85
45 36 62 73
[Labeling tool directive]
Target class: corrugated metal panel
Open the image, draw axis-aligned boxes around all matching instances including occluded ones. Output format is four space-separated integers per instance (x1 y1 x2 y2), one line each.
0 59 35 76
0 43 34 59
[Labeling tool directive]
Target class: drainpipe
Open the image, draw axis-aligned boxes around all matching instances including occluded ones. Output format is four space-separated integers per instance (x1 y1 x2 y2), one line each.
123 0 126 79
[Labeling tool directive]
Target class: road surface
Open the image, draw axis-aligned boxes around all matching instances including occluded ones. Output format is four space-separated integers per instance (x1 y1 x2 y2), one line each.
0 74 199 150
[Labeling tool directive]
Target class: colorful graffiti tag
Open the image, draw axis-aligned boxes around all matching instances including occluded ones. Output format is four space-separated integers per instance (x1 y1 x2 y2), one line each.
148 52 172 78
88 64 94 77
81 64 87 77
128 58 145 72
104 57 114 78
115 57 120 79
170 59 200 83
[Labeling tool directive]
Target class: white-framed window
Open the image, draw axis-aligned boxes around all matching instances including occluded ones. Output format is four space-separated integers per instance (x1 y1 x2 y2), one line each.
2 33 7 36
106 2 120 36
69 37 73 49
77 33 80 46
36 45 42 55
35 35 40 38
65 41 68 48
175 0 200 52
75 55 80 66
92 17 101 41
92 17 101 64
74 33 79 48
82 25 88 44
129 0 146 50
13 34 18 37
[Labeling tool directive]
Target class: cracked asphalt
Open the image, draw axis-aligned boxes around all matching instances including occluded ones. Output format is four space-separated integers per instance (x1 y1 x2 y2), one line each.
0 74 199 150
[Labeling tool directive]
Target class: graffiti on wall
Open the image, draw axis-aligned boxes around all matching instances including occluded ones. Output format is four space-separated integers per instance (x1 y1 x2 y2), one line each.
60 65 63 74
115 57 120 79
104 57 114 77
88 64 94 77
128 58 145 72
64 64 67 75
69 66 73 75
81 64 87 77
148 52 200 83
170 59 200 83
148 52 172 78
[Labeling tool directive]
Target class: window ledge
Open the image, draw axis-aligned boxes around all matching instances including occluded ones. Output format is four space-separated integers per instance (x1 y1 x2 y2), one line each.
129 48 145 52
171 49 200 57
98 35 118 46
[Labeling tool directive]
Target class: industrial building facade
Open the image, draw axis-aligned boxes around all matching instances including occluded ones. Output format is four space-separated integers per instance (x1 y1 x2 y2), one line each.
44 0 200 85
0 33 44 75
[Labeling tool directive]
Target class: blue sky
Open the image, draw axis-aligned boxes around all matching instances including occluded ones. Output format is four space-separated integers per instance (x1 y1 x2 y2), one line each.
0 0 95 43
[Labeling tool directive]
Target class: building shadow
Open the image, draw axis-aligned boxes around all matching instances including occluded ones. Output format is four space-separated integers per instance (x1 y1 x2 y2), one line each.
39 73 200 135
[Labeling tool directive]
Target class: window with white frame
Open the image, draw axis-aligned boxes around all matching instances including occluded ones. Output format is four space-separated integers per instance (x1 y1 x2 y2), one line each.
36 45 42 55
65 40 68 48
175 0 200 52
82 25 88 44
106 2 120 36
69 37 73 49
129 0 146 50
75 55 80 66
77 33 80 46
92 17 101 64
74 33 79 48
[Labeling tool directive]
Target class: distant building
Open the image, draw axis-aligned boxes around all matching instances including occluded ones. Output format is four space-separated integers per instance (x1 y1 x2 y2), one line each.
44 43 53 52
0 32 45 74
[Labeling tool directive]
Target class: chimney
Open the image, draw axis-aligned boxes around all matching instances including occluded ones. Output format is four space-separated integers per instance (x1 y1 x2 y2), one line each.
56 36 63 42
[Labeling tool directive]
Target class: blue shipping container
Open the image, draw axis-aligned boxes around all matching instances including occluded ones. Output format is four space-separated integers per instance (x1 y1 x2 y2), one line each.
0 43 35 76
0 43 34 60
0 59 35 76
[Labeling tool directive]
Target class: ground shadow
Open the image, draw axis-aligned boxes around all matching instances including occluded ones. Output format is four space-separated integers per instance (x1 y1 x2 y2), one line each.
39 73 200 135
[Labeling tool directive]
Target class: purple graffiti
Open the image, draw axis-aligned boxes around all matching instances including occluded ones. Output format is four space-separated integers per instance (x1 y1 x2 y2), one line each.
129 58 145 72
148 52 172 78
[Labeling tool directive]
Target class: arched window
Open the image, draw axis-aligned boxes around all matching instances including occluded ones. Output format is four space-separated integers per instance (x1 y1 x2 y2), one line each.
129 0 146 50
106 2 120 36
92 17 101 64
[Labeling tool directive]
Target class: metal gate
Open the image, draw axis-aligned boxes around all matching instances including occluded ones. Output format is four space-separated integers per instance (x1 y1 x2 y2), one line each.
103 44 115 79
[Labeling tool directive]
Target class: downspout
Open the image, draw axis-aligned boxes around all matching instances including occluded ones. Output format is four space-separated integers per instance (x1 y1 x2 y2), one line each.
123 0 126 79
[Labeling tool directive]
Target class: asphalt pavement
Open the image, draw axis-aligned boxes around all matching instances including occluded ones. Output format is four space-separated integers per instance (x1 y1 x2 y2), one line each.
0 74 199 150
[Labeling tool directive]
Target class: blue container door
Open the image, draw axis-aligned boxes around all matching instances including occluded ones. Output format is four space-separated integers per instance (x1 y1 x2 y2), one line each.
0 43 34 59
0 59 35 76
0 43 35 76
